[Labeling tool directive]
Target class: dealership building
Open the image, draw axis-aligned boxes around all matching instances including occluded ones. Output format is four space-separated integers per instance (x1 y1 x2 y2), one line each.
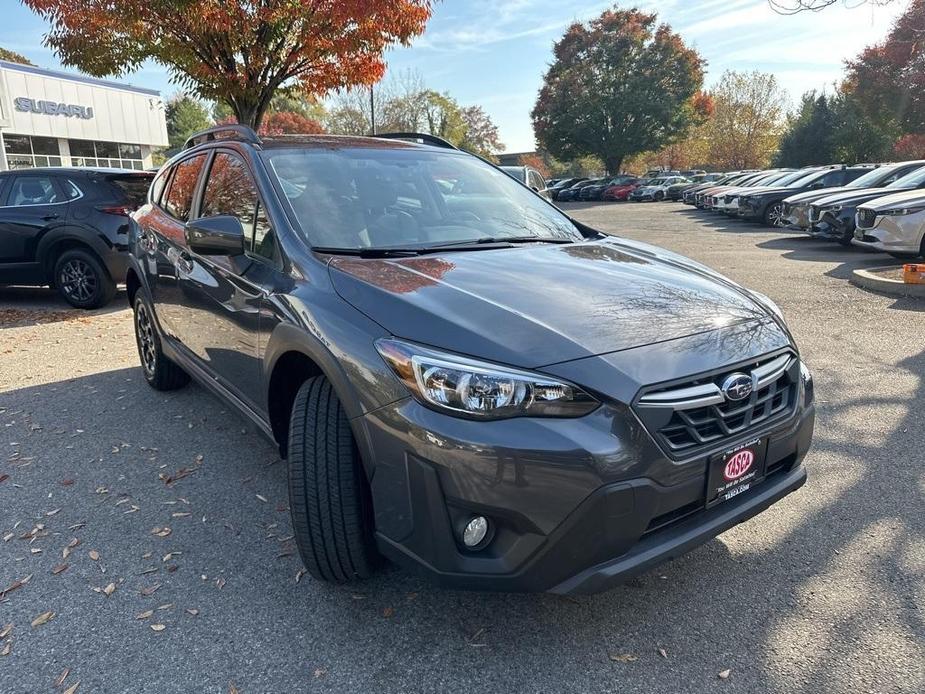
0 60 168 172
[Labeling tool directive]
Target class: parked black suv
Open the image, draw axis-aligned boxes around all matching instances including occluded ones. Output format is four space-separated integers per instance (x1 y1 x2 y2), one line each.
127 126 814 594
0 167 153 307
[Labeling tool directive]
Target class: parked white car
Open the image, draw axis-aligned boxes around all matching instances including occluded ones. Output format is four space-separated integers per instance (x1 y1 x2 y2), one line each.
853 189 925 258
629 176 689 202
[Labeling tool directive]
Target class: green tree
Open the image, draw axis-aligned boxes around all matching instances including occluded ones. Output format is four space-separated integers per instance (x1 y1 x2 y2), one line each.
165 94 213 151
459 105 503 159
775 92 837 166
0 47 33 65
531 7 708 174
829 91 896 164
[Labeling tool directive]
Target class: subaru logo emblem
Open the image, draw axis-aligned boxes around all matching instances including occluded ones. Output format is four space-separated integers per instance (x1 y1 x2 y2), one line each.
722 373 753 402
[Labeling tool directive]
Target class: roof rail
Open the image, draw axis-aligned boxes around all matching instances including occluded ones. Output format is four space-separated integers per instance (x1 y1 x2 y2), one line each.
374 132 458 150
184 124 262 150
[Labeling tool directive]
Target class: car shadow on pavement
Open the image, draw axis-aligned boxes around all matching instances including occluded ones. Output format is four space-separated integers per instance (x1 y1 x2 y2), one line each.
0 286 128 328
2 357 922 693
671 207 772 234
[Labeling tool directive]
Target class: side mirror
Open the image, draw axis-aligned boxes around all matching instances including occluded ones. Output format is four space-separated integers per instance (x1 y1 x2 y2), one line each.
185 215 245 256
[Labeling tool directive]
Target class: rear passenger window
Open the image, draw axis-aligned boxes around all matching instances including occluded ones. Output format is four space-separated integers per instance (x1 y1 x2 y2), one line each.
9 176 60 206
200 152 258 249
163 154 206 221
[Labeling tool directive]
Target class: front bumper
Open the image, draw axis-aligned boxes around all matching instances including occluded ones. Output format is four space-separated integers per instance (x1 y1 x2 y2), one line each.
360 387 815 594
852 214 925 254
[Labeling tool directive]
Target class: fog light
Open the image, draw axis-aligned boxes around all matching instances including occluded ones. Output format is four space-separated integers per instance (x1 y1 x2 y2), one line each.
462 516 489 548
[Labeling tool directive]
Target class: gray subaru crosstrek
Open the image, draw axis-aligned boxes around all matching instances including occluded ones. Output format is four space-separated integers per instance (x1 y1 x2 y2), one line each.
127 126 814 594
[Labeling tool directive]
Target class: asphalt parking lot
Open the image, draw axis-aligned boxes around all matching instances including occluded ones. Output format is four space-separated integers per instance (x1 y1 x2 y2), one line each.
1 201 923 694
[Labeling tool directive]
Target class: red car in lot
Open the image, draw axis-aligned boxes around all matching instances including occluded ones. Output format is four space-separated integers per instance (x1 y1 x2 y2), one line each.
602 178 643 201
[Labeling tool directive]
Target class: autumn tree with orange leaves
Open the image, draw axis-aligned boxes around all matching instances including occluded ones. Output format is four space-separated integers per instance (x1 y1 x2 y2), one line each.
23 0 434 130
532 8 709 175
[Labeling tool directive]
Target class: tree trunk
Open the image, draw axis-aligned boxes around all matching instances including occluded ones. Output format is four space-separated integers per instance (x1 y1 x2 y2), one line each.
605 155 624 175
228 96 273 132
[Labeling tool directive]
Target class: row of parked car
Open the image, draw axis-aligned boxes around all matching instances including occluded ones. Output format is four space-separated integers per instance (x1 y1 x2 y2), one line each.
546 171 722 203
681 162 925 259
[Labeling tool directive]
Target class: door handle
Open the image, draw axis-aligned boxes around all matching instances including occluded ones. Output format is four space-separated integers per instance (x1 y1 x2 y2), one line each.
41 214 59 221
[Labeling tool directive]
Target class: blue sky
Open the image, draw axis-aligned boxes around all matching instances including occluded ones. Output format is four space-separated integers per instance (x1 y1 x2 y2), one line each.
0 0 907 152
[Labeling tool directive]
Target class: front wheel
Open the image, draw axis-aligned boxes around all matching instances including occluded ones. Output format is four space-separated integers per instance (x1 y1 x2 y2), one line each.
54 249 116 309
764 202 786 228
654 191 664 202
133 295 189 391
836 226 855 247
288 376 379 584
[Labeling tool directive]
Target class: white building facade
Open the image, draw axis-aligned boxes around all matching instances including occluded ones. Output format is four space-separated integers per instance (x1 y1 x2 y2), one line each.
0 60 168 172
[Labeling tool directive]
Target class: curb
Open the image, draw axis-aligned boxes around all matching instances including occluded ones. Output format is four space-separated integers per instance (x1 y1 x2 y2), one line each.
850 265 925 298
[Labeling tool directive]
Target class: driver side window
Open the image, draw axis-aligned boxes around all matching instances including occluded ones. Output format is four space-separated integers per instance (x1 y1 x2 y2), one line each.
200 152 259 252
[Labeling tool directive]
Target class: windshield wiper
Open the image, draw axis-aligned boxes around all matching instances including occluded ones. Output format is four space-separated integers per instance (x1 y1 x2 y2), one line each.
313 236 576 258
312 246 427 258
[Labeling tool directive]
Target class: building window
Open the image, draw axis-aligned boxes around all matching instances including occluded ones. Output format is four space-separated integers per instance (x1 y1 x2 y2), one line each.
68 139 145 170
3 134 63 169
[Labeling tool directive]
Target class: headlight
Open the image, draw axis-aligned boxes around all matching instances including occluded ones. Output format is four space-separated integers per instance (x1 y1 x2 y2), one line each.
376 339 599 419
881 205 925 216
800 360 812 385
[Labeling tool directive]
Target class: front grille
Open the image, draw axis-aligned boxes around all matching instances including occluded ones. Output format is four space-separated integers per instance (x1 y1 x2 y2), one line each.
809 205 822 223
633 352 799 460
857 207 877 229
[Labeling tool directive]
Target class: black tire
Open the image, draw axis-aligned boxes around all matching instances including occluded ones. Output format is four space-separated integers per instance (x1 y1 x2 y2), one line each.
288 376 378 584
133 295 189 391
53 249 116 309
763 202 786 228
836 226 855 247
654 191 664 202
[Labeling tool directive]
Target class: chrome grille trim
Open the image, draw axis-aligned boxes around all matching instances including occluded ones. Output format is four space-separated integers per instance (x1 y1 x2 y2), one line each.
632 351 800 460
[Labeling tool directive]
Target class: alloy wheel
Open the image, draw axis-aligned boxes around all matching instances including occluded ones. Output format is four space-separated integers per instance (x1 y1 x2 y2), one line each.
59 258 98 303
135 302 157 376
767 203 786 228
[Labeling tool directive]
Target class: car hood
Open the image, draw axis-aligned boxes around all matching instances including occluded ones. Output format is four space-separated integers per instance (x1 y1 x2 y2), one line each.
813 186 914 208
858 188 925 211
328 238 772 368
783 186 860 205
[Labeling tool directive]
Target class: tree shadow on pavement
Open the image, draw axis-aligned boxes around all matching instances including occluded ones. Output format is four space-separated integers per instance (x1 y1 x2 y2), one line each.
0 286 128 328
2 356 922 693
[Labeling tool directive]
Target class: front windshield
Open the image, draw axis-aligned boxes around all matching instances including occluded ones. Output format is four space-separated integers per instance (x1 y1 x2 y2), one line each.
848 167 889 188
649 178 666 186
888 165 925 188
263 147 584 250
783 169 824 187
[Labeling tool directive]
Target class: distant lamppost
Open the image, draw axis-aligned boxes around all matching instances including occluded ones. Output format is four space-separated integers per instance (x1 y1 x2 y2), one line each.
370 85 376 135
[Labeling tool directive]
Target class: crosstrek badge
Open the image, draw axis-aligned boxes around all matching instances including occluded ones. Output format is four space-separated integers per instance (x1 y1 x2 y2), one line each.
723 449 755 481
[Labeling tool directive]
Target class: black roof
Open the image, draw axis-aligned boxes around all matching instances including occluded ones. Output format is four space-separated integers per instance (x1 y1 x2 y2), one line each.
0 167 152 177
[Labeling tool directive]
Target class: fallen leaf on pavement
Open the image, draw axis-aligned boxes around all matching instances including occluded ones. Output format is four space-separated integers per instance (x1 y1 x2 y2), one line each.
54 668 70 687
256 494 267 503
718 669 732 680
186 608 199 617
1 642 10 656
52 564 69 575
151 527 171 538
0 575 31 599
31 611 55 627
102 582 116 597
135 610 154 620
171 512 191 518
229 683 240 694
150 624 166 632
162 552 181 562
313 668 327 679
46 508 61 517
609 653 638 663
88 550 100 561
60 479 75 486
295 569 307 583
382 607 394 618
62 683 80 694
0 474 9 484
0 625 11 639
658 647 668 659
215 577 226 590
140 583 161 596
